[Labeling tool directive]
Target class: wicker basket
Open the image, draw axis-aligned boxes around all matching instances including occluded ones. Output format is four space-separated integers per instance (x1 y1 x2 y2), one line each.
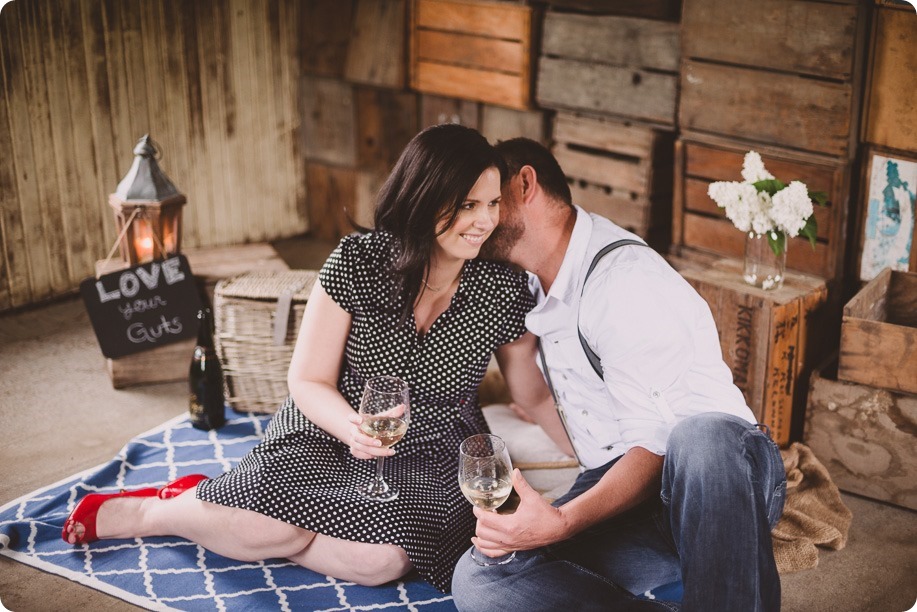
213 270 318 414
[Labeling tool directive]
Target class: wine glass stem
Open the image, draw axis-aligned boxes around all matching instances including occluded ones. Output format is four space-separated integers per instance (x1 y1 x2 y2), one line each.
374 456 385 484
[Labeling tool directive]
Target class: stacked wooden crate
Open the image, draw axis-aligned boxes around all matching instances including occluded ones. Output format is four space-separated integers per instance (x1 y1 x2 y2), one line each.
669 256 829 446
804 268 917 510
855 2 917 281
302 0 420 241
673 0 869 284
409 0 547 145
801 2 917 509
553 114 673 245
535 10 679 247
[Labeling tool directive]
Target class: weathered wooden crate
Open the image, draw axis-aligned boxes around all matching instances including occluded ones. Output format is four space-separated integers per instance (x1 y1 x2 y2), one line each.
305 163 383 241
344 0 407 88
420 94 481 130
481 105 546 145
839 269 917 395
680 0 867 158
552 113 673 246
669 256 829 446
300 0 356 78
863 7 917 153
538 0 681 22
301 78 418 171
804 356 917 511
409 0 534 110
672 136 851 282
214 271 318 414
536 11 679 127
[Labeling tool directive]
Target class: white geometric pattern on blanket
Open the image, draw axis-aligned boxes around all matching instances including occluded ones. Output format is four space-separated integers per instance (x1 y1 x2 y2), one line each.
0 414 456 612
1 413 678 610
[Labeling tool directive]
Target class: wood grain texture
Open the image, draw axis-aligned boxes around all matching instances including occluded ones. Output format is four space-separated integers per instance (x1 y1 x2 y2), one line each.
301 75 357 166
300 0 355 77
552 113 673 242
553 113 656 159
683 214 830 278
542 0 681 21
839 269 917 395
413 61 528 109
416 29 525 73
679 60 855 158
537 56 677 126
355 87 419 172
673 257 828 445
345 0 406 88
480 105 545 145
805 358 917 511
674 138 851 281
420 94 480 129
682 0 861 80
409 0 532 110
542 12 679 71
415 0 529 40
305 163 359 241
1 0 307 312
864 8 917 152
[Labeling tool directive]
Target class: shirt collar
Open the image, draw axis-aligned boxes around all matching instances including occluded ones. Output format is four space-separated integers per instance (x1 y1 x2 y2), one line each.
542 206 593 307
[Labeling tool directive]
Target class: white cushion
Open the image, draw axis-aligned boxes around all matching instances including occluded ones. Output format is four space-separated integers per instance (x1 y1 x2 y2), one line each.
483 404 580 470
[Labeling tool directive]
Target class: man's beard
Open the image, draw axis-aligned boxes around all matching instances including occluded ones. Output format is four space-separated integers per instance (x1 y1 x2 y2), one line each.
480 216 523 263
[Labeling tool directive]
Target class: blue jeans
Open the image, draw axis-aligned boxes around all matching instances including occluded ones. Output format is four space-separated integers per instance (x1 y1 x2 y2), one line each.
451 413 787 611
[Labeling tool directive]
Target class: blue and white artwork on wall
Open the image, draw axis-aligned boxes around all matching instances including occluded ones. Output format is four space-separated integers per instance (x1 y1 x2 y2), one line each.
859 151 917 281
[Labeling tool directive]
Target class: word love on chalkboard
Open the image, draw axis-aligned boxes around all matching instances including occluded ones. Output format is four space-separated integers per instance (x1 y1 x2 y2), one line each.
80 255 202 359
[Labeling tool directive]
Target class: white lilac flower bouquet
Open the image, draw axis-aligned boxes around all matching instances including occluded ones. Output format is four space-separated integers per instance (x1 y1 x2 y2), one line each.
707 151 827 256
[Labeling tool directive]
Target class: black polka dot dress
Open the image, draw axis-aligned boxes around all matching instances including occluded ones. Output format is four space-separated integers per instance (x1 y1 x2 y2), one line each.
197 232 534 592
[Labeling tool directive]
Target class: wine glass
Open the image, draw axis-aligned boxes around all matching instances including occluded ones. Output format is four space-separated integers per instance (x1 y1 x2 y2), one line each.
458 433 516 565
356 375 410 502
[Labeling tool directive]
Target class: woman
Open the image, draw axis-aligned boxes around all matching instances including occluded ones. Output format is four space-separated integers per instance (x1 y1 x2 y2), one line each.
62 124 559 593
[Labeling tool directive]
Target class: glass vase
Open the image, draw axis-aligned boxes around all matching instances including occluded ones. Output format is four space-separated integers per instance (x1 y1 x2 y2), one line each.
743 231 786 290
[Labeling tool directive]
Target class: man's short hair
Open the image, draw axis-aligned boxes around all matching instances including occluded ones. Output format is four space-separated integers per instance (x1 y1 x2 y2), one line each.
495 138 573 206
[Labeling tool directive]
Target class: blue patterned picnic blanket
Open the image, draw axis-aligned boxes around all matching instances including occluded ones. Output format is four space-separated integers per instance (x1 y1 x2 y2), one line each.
0 412 682 610
0 413 454 611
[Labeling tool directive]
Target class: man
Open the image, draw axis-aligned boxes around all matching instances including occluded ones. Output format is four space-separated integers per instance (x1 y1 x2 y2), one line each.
452 138 786 611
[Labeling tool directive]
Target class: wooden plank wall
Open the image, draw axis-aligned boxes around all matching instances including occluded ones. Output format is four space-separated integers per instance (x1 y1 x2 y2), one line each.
0 0 306 312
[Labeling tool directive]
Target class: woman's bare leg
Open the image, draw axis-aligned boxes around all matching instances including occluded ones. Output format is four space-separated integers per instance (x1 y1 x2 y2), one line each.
71 487 412 585
289 534 412 586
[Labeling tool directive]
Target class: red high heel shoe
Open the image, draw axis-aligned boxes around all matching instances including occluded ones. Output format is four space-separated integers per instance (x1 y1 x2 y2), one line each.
157 474 209 499
62 487 158 545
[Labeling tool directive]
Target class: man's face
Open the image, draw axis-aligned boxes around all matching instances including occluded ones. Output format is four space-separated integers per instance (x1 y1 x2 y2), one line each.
479 174 524 262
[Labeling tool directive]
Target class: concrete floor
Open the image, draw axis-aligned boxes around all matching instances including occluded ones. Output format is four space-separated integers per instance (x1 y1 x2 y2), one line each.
1 235 915 611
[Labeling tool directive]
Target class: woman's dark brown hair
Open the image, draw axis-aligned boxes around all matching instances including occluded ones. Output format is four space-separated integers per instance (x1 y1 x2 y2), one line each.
372 124 506 323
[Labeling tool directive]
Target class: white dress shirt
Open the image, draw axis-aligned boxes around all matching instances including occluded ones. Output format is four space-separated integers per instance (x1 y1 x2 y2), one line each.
527 207 755 470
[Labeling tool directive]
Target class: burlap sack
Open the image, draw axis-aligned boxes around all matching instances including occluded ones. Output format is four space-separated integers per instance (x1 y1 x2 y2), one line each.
773 442 853 573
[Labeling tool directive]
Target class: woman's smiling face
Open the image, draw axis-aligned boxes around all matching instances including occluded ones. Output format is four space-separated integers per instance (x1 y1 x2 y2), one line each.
433 166 502 263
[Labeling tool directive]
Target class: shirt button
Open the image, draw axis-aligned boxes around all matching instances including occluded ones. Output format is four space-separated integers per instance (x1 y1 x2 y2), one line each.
652 391 661 398
581 409 588 416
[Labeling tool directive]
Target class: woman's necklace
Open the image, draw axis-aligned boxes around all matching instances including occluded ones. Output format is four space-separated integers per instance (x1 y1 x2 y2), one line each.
421 270 461 293
420 278 443 292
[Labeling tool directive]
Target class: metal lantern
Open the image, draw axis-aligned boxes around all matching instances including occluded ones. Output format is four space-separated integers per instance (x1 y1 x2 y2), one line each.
109 135 187 265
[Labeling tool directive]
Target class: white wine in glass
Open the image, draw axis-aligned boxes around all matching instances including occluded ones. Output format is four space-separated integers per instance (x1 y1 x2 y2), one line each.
458 433 516 565
356 375 410 502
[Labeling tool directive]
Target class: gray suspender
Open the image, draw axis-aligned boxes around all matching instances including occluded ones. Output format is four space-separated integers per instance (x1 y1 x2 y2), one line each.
577 239 648 379
535 239 648 465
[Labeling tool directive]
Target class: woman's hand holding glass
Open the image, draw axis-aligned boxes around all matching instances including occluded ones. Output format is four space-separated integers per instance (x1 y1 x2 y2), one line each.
347 403 407 460
355 375 410 502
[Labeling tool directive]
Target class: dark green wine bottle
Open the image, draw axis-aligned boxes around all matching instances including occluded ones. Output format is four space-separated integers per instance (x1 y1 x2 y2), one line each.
189 308 226 430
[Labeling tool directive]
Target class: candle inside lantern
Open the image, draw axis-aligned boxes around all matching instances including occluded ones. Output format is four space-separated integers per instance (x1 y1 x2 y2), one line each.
133 219 155 262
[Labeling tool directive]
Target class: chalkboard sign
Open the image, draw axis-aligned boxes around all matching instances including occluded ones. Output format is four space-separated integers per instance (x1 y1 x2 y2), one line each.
80 255 202 359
